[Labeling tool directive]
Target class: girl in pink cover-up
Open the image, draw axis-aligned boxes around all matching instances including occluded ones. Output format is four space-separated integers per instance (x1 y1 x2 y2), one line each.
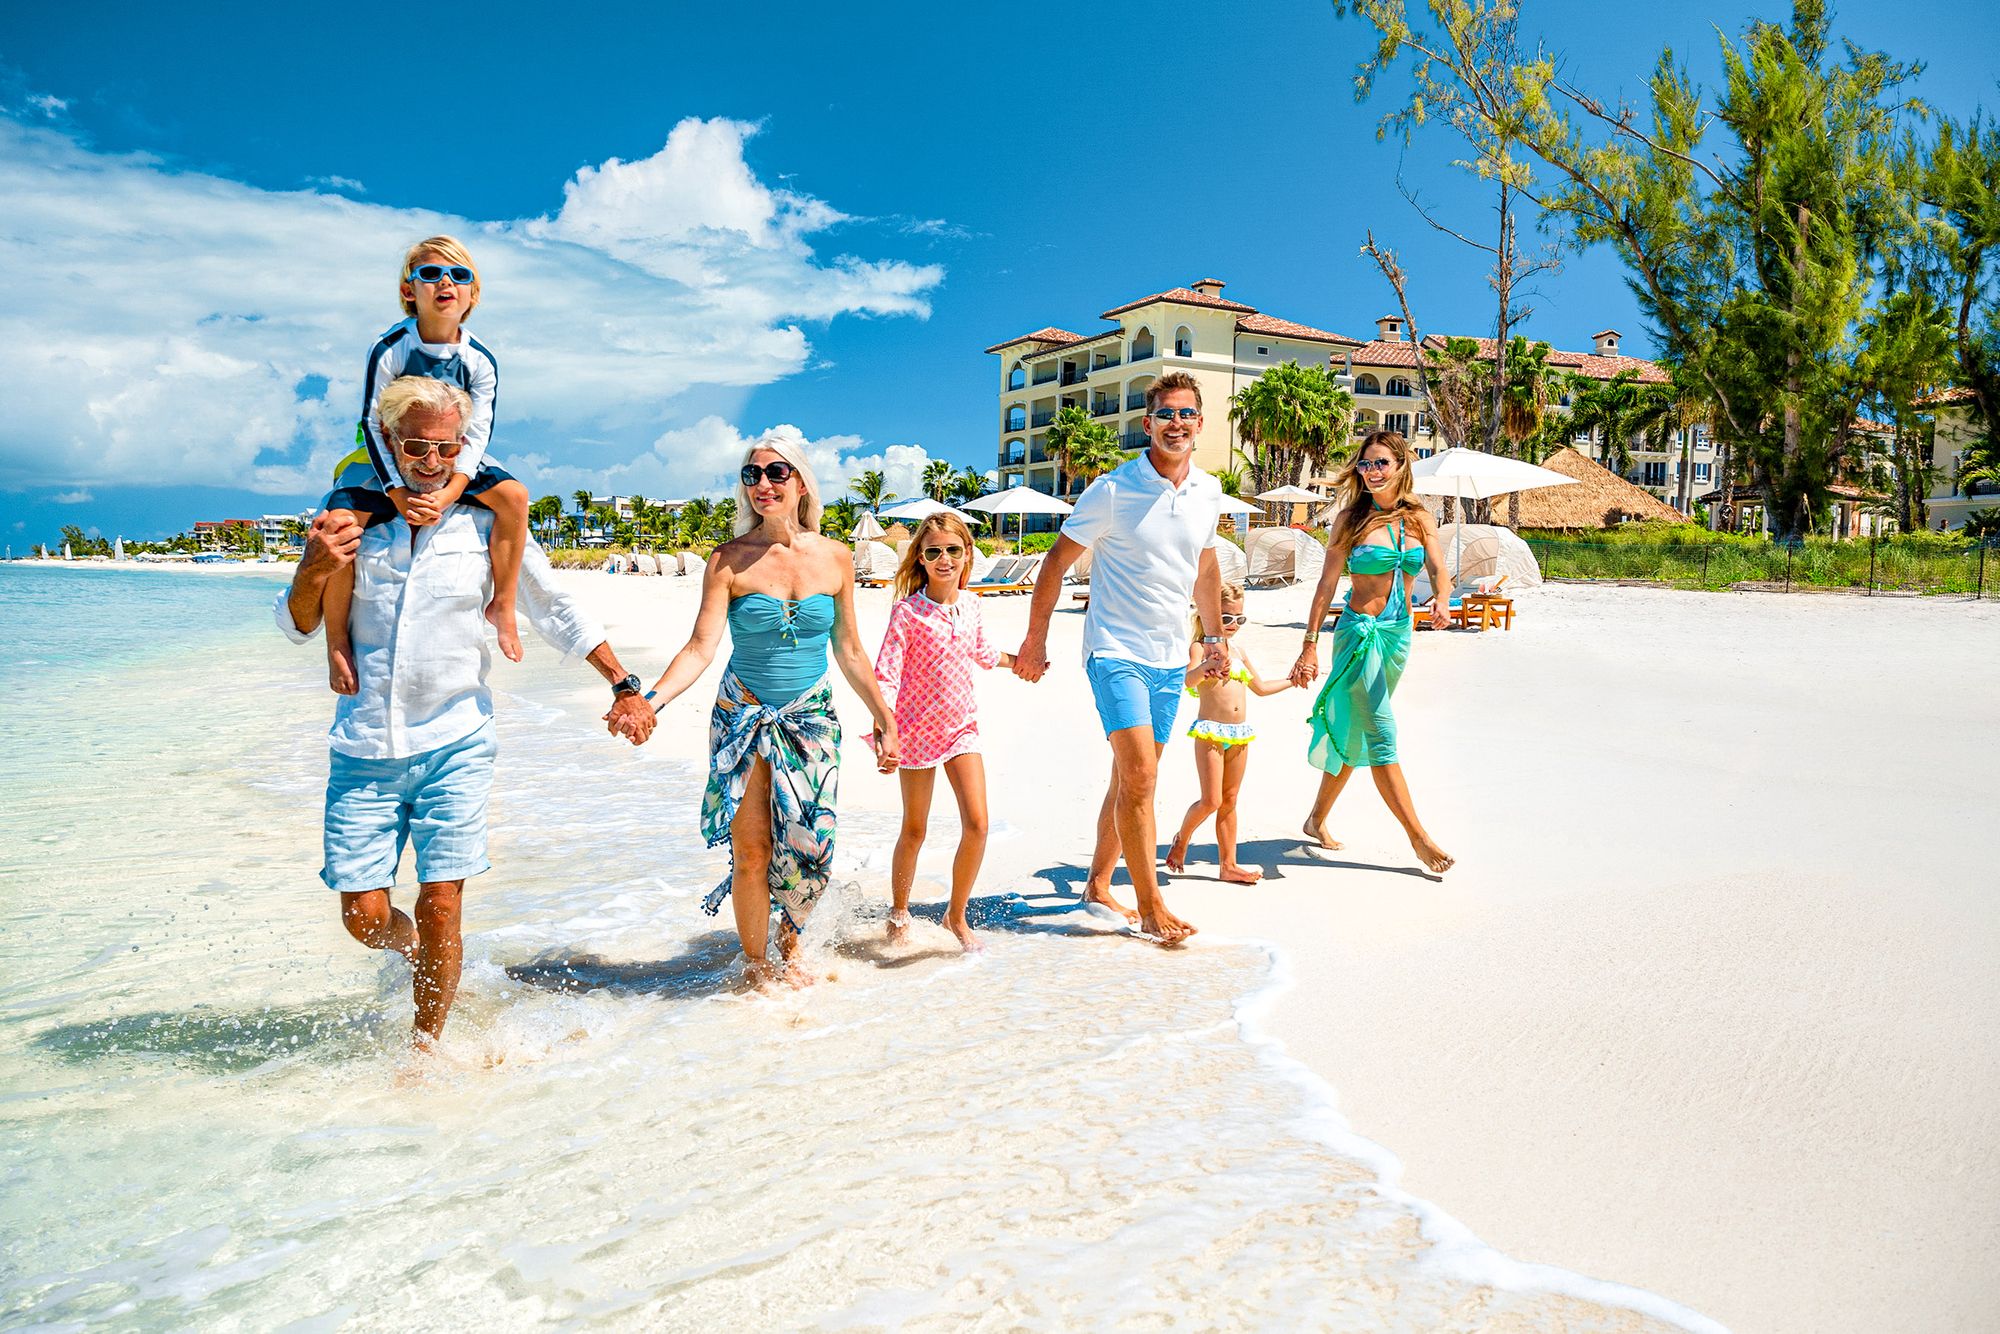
873 513 1014 952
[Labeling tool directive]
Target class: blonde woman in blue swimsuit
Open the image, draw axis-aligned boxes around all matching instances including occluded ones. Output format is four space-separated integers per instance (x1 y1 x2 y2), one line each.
1288 430 1456 875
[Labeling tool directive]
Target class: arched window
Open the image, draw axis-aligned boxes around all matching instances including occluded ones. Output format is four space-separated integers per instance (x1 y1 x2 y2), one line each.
1354 374 1381 395
1126 375 1154 413
1385 376 1413 397
1131 327 1155 361
1354 408 1380 430
1004 404 1026 432
1007 361 1025 391
1385 412 1411 434
1173 325 1193 358
1003 438 1026 466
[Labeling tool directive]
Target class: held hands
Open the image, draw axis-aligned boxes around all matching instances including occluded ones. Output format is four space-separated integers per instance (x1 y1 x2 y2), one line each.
1011 638 1049 684
303 510 363 574
873 718 900 774
1290 641 1321 688
1200 641 1230 681
602 694 656 746
402 490 445 527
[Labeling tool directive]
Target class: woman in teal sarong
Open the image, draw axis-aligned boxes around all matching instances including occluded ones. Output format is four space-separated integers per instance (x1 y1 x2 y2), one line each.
643 438 899 986
1288 429 1455 875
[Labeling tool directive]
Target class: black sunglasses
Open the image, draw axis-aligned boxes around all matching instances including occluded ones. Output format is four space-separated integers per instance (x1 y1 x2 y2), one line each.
740 461 798 486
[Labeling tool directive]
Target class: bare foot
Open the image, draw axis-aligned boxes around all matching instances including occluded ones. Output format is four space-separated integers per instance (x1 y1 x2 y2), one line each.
742 957 784 992
1218 864 1262 884
1135 908 1197 947
1411 834 1455 875
1164 833 1190 873
886 909 913 944
944 912 983 953
488 601 524 663
329 644 358 695
1082 882 1141 924
1301 816 1343 851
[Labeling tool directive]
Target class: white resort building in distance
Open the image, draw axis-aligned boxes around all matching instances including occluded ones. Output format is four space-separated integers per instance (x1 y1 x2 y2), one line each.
986 279 1714 525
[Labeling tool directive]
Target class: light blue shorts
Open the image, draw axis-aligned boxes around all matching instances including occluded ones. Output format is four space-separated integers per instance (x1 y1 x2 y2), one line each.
321 722 497 894
1085 655 1184 745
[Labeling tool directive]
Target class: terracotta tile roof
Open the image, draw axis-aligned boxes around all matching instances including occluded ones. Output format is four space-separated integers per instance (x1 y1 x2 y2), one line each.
1235 313 1361 347
1344 335 1668 383
1915 386 1979 407
1099 286 1258 319
983 327 1084 355
1021 329 1120 360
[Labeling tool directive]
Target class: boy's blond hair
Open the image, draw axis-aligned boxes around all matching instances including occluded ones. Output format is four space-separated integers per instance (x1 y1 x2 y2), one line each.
1191 581 1245 640
399 235 482 319
893 513 978 600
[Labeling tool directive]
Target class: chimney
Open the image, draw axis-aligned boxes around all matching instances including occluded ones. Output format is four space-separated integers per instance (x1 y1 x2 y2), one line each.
1190 278 1227 297
1591 328 1622 357
1375 315 1404 342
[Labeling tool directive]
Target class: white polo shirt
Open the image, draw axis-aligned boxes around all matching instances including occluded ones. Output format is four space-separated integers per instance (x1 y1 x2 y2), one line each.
1060 451 1223 667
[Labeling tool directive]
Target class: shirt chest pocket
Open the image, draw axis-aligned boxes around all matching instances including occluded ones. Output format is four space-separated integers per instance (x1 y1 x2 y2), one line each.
351 541 404 604
421 545 489 601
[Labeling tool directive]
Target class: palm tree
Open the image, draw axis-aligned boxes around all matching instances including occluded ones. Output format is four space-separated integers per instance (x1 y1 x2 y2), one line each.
1565 371 1652 478
1046 405 1122 496
1499 338 1556 528
821 497 858 541
710 498 738 541
571 489 594 518
679 497 713 548
1228 361 1354 498
951 466 988 504
1214 468 1245 496
922 458 955 502
530 494 564 545
849 469 893 511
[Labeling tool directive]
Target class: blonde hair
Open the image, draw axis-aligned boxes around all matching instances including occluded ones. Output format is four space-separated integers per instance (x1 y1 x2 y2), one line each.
1191 581 1245 640
1145 370 1202 413
893 513 977 599
1330 429 1426 552
399 235 482 319
733 434 824 536
377 375 473 438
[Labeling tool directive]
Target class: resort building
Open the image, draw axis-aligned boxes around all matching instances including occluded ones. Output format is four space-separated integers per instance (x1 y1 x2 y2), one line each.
1918 388 1996 531
257 511 314 554
985 279 1359 504
192 519 259 550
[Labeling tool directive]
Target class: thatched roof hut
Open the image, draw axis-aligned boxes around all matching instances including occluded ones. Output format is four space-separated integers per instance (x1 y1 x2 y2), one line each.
1511 447 1686 529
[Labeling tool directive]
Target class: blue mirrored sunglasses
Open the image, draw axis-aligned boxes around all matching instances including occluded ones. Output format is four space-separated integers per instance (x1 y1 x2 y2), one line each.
408 263 474 286
1149 407 1200 421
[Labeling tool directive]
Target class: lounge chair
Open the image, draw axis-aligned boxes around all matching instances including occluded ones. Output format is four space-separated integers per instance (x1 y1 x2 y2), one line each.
972 555 1040 596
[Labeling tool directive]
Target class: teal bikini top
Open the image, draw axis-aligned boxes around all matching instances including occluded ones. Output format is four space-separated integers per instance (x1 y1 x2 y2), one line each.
1348 520 1425 575
727 592 834 706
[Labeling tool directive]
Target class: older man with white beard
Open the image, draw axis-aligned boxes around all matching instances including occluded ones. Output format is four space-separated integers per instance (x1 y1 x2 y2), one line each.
277 375 655 1046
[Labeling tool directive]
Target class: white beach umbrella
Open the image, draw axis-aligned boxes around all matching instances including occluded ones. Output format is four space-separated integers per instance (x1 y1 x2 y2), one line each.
962 487 1073 547
852 511 886 541
1218 493 1260 514
878 497 977 524
1411 447 1576 568
1254 485 1323 503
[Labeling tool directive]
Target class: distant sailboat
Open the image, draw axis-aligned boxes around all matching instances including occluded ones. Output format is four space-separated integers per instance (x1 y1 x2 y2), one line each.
113 537 125 561
63 542 72 561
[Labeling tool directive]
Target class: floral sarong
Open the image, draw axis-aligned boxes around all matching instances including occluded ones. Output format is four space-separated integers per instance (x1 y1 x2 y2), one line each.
699 671 841 930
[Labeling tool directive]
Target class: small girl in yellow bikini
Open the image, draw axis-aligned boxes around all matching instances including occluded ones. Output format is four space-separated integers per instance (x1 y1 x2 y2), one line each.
1165 582 1292 884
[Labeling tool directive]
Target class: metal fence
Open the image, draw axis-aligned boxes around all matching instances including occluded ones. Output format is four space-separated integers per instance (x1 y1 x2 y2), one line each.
1523 537 1998 597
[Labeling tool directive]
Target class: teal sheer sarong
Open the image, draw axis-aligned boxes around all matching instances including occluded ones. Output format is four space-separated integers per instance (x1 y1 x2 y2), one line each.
700 670 841 930
1307 520 1419 772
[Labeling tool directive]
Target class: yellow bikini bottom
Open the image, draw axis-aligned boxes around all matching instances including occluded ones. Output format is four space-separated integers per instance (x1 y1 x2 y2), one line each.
1187 720 1255 748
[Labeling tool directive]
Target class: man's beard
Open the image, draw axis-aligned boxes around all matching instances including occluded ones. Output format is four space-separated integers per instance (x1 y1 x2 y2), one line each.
401 472 447 495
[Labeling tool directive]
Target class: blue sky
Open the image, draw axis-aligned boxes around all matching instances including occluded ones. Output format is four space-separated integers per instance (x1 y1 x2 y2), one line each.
3 0 1995 544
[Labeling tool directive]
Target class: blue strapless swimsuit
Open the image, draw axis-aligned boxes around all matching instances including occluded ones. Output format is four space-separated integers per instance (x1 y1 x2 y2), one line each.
725 592 835 707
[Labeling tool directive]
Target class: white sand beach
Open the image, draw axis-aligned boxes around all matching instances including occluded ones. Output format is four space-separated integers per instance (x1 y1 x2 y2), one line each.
547 566 2000 1334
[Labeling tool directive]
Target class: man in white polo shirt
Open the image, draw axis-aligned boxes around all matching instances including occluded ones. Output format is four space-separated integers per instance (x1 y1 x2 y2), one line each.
1014 371 1227 945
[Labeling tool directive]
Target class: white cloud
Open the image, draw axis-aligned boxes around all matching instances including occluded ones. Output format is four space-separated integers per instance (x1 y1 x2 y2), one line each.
308 174 366 193
0 114 943 496
28 94 66 117
51 488 93 503
520 415 952 507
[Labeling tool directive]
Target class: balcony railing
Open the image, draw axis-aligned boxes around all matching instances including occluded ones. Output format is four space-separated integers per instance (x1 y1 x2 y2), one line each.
1031 411 1056 428
1093 355 1123 371
1091 400 1118 417
1000 449 1025 467
1061 367 1087 384
1127 393 1146 411
1120 430 1148 450
1130 345 1155 362
1030 444 1050 464
1031 368 1058 385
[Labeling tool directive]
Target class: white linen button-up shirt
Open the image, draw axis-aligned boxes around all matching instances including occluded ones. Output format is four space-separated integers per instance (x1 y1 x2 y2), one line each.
1059 451 1223 667
275 509 605 759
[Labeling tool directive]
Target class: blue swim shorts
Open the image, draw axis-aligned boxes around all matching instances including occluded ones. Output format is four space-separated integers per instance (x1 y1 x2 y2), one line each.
321 721 497 893
1084 655 1184 745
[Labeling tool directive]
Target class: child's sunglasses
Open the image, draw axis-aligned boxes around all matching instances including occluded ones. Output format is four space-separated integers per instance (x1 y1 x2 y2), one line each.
740 461 797 486
920 544 965 561
407 264 475 286
1220 613 1247 626
395 436 464 460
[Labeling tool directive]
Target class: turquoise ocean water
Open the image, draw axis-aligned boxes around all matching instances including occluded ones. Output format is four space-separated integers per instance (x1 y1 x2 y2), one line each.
0 564 1715 1331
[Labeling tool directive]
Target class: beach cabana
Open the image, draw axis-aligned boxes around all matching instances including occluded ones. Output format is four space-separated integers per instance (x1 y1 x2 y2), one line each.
1509 447 1685 528
1244 528 1326 587
1433 524 1542 588
854 539 898 585
633 552 660 575
1213 537 1248 586
1067 547 1092 585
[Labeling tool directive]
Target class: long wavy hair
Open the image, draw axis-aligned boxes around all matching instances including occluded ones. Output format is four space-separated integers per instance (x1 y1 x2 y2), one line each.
892 513 977 600
1328 429 1426 552
733 434 824 537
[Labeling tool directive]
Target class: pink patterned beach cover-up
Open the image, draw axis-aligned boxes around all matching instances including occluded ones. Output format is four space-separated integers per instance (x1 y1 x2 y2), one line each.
873 591 1003 769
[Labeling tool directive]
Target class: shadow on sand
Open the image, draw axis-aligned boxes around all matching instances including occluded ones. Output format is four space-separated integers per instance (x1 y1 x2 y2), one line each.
33 1000 385 1073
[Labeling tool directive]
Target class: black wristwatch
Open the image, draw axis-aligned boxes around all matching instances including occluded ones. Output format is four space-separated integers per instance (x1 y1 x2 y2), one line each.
611 673 642 698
